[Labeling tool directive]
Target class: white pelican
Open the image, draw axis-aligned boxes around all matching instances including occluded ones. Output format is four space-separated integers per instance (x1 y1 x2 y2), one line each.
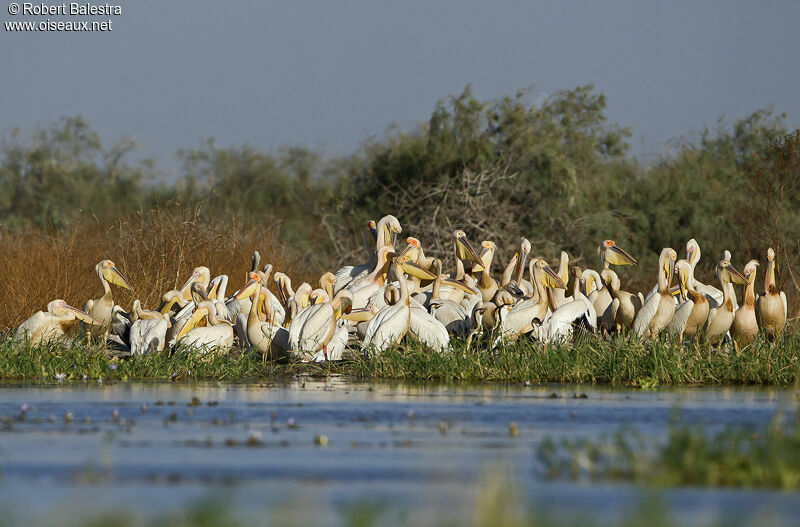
496 258 566 340
500 238 531 294
408 300 450 352
346 246 396 309
532 285 597 344
175 299 235 353
594 240 637 318
399 237 435 269
477 241 499 302
361 255 424 355
288 289 354 360
756 247 787 337
128 300 170 356
335 216 400 293
704 258 748 344
427 260 471 337
632 248 677 339
159 289 189 316
732 260 759 346
667 260 710 340
14 300 101 345
551 251 570 308
602 269 644 333
580 269 602 303
206 274 232 321
83 260 133 335
453 230 485 276
178 266 211 301
237 274 289 359
685 239 724 305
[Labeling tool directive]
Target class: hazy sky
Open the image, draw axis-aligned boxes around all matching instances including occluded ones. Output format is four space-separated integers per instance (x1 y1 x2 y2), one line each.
3 0 799 175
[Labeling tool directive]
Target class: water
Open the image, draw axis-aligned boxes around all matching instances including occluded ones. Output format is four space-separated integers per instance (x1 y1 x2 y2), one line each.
0 378 797 525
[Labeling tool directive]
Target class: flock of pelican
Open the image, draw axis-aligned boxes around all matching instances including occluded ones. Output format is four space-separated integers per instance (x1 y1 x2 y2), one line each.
13 215 789 360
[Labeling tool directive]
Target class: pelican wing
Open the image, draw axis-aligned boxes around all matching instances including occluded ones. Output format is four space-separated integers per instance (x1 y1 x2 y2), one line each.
668 298 694 336
408 309 449 352
781 291 788 321
632 292 661 338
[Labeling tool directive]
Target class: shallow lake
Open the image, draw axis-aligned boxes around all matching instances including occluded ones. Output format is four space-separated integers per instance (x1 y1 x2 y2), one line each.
0 379 798 526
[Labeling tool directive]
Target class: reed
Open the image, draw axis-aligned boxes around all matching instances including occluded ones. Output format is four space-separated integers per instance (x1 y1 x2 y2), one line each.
0 205 315 330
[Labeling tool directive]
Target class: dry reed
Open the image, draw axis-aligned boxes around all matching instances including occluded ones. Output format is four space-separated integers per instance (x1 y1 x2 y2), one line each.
0 204 316 329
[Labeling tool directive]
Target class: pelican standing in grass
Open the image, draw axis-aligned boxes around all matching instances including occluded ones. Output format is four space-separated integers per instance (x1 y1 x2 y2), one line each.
605 269 644 333
288 289 353 361
756 247 787 337
685 239 724 304
496 258 566 339
237 274 288 359
361 255 423 355
15 300 102 345
704 258 749 345
667 260 710 340
732 260 760 347
551 251 570 308
347 246 396 309
594 240 638 318
335 216 400 294
534 270 596 344
83 260 134 336
633 248 677 339
427 260 472 337
477 241 499 302
453 229 485 277
500 238 531 293
128 300 171 356
178 266 211 301
175 299 235 353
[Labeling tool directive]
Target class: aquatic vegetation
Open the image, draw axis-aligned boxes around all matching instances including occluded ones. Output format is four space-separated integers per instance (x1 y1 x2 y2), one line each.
537 409 800 489
1 329 799 385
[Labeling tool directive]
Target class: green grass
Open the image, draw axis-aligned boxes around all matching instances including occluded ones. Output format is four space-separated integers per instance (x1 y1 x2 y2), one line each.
1 331 799 385
537 408 800 490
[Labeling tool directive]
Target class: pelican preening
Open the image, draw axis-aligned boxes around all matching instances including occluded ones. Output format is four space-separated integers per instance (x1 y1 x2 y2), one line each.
12 216 790 358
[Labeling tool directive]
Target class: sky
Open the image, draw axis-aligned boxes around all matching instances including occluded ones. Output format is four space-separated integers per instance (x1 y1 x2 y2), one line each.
2 0 799 177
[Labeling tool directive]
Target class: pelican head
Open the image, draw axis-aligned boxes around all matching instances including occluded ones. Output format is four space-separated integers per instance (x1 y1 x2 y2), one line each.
717 258 748 285
257 263 274 285
180 266 211 299
453 230 485 272
235 272 262 300
674 260 692 301
319 272 336 298
377 215 402 248
190 282 208 303
599 240 638 266
743 259 760 285
47 299 102 324
97 260 133 291
767 247 775 262
660 248 678 289
480 240 497 269
685 239 701 267
531 258 567 289
581 269 602 294
396 254 437 280
398 237 420 260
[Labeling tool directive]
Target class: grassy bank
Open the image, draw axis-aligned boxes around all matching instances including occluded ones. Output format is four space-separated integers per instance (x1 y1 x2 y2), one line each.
1 332 799 385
